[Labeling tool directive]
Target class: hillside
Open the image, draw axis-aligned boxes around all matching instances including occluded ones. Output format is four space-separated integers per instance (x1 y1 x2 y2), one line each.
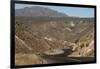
15 6 67 17
15 16 95 54
15 6 95 65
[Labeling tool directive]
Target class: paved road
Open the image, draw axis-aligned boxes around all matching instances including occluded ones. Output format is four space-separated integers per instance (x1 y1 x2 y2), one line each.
41 56 94 64
41 49 94 64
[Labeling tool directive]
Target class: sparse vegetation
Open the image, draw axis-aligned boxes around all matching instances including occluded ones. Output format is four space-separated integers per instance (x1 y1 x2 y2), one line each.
15 6 95 65
69 31 94 57
15 54 42 65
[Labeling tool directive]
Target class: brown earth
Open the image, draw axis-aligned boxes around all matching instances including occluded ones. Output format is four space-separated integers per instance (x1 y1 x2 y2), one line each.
15 17 95 65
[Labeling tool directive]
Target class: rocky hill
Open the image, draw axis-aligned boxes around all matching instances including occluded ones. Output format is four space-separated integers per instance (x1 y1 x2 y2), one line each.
15 6 95 65
15 6 67 17
15 16 94 55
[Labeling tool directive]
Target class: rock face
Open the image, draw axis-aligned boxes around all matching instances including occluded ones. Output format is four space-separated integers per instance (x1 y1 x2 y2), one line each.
68 31 94 57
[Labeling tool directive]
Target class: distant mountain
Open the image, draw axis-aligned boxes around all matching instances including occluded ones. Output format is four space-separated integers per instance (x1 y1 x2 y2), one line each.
15 6 67 17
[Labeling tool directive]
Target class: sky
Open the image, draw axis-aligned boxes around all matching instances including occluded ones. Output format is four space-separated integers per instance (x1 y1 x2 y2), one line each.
15 4 95 18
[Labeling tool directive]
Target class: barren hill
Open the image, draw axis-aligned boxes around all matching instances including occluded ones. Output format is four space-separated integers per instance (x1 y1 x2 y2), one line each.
15 16 94 55
15 6 67 17
15 6 95 65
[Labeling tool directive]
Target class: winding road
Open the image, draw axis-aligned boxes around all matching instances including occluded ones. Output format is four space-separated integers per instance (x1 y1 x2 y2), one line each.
41 49 94 64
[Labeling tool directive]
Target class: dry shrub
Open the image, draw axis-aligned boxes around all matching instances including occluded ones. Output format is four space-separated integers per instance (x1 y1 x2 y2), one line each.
15 54 42 65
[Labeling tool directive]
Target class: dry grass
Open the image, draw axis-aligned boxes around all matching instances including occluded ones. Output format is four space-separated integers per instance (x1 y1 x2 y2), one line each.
15 53 42 65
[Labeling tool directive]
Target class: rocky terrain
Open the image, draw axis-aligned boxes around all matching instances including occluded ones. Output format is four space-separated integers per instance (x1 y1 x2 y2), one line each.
15 6 95 65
